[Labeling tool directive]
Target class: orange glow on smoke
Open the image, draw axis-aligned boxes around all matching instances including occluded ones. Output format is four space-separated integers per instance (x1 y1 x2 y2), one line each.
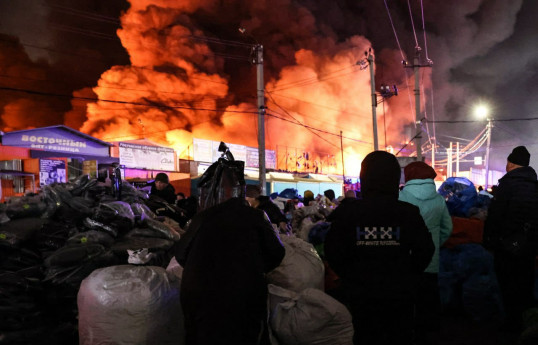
76 0 423 175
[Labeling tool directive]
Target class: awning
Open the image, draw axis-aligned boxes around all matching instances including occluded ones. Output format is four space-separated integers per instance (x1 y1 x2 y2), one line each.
30 150 119 164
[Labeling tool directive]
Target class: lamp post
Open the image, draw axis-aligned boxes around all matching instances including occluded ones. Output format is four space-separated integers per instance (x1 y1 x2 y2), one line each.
474 104 492 189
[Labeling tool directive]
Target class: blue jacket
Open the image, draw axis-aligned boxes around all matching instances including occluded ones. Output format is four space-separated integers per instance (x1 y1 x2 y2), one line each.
399 178 453 273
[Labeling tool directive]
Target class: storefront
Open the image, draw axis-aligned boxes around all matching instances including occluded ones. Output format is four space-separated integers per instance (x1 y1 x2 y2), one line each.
0 125 117 200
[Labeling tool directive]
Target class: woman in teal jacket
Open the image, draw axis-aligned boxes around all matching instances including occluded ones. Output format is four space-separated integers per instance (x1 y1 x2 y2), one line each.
399 161 452 345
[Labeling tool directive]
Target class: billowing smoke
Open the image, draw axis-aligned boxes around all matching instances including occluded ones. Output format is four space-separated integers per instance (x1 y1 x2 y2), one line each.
1 0 537 173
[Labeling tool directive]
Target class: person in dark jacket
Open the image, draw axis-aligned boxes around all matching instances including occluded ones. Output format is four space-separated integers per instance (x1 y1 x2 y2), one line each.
175 193 285 345
146 172 176 204
246 184 289 233
483 146 538 332
325 151 434 345
324 189 336 202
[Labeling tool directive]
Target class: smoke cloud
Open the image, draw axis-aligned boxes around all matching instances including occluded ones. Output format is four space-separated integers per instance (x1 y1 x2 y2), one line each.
0 0 536 173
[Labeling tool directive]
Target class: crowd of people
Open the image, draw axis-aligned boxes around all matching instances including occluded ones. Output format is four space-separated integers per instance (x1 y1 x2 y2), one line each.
144 145 538 345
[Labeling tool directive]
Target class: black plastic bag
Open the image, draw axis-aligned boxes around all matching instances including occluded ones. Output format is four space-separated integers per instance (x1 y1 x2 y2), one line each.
5 197 48 219
198 142 245 211
44 243 106 267
66 231 115 247
143 218 180 241
131 202 157 223
82 218 118 238
0 218 47 248
123 227 170 240
92 201 135 233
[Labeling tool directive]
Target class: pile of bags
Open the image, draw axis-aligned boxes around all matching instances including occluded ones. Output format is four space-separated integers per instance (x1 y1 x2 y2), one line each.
439 243 503 322
266 234 353 345
0 176 183 344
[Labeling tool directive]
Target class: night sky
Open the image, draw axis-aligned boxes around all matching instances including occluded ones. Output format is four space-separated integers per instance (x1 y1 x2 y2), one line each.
0 0 537 174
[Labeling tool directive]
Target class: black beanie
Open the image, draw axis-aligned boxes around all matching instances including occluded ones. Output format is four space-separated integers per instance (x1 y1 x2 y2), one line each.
155 172 169 184
360 151 401 199
507 146 530 167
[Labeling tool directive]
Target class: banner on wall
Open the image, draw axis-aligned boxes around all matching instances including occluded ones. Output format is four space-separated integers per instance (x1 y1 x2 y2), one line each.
118 142 175 171
39 159 66 186
82 160 98 178
193 138 275 169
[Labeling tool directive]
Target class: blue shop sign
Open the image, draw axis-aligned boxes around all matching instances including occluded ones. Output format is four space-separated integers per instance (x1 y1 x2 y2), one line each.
2 125 111 156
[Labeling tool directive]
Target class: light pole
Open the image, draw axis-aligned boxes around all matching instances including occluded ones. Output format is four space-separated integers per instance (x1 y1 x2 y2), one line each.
474 104 492 189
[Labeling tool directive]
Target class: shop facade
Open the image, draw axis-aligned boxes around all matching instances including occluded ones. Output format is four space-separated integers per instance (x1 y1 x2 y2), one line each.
0 125 117 201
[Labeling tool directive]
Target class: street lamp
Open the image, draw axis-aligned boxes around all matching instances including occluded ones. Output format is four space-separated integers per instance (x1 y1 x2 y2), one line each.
474 104 492 189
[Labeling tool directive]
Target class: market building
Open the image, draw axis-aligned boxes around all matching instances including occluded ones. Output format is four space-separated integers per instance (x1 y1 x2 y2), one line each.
0 125 117 201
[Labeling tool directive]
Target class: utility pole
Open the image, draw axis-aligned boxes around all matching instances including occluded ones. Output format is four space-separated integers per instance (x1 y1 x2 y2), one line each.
431 138 435 169
456 141 460 176
485 118 492 189
255 44 267 195
404 46 432 161
340 131 345 181
447 142 453 177
367 50 379 151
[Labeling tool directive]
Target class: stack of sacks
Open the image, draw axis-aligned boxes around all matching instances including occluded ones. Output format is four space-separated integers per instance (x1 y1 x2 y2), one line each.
267 235 324 292
78 265 184 345
268 284 353 345
267 235 354 344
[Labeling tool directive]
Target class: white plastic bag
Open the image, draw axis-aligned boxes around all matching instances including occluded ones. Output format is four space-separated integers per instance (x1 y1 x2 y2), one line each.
78 265 184 345
268 284 354 345
267 235 324 292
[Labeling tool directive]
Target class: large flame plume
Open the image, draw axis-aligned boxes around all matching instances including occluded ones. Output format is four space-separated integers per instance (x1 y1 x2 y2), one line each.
77 0 419 175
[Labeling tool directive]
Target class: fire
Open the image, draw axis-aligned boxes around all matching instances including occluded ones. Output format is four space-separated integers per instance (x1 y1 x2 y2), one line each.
74 0 421 174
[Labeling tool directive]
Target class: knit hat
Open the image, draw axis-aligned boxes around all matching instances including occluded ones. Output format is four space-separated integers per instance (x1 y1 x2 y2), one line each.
155 172 169 184
404 161 437 182
360 151 401 199
323 189 336 201
303 190 314 199
507 146 530 167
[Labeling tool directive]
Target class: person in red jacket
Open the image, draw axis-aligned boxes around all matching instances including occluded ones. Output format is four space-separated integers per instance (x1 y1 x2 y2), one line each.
325 151 434 345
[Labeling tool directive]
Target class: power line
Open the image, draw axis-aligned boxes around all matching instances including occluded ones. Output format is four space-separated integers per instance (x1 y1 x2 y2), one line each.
419 0 431 61
0 86 258 114
426 118 538 123
269 92 371 119
265 111 371 146
266 92 341 149
270 65 361 92
187 35 254 49
0 38 231 86
383 0 415 122
266 91 371 144
0 72 242 102
44 3 122 25
407 0 419 47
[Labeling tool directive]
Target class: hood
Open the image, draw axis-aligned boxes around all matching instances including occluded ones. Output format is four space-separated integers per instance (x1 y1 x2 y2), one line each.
401 179 438 201
360 151 401 199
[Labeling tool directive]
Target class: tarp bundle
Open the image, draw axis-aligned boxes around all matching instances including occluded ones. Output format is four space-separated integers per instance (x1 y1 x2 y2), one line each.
439 244 503 321
267 235 325 292
438 177 478 217
197 142 245 211
78 265 184 345
268 284 354 345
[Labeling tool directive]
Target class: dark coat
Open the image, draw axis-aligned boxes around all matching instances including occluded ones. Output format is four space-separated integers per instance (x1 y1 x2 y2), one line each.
147 181 176 204
483 166 538 254
325 197 434 300
257 196 287 225
175 197 285 345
